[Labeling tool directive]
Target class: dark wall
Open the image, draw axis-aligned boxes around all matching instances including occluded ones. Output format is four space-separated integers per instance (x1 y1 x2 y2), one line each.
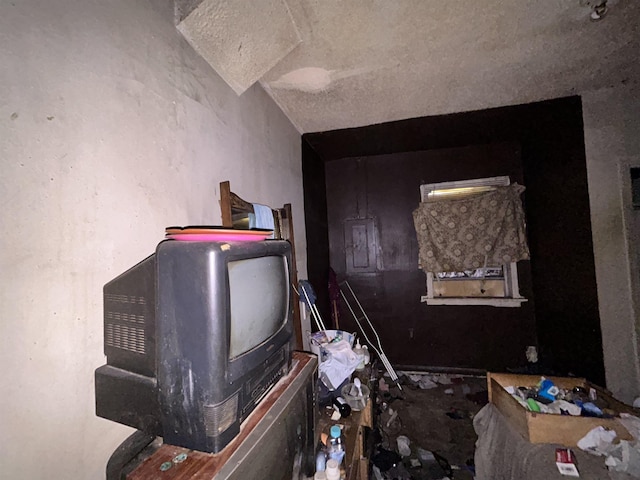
325 142 537 372
301 138 331 323
302 96 605 386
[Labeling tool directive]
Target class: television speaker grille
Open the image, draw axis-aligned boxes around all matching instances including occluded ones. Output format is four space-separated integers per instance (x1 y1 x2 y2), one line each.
105 321 146 354
204 393 239 438
104 294 148 355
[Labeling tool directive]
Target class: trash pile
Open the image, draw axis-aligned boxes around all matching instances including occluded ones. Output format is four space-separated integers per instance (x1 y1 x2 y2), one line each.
310 330 362 391
502 376 640 477
371 373 486 480
309 282 485 478
371 443 454 480
503 377 615 418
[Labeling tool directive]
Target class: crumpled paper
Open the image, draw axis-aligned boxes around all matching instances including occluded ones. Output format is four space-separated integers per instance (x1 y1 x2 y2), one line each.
318 339 361 390
407 374 438 390
577 426 618 456
604 440 640 477
577 416 640 477
603 414 640 477
396 435 411 456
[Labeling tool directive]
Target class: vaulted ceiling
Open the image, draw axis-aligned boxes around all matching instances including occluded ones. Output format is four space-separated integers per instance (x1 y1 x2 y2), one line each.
176 0 639 133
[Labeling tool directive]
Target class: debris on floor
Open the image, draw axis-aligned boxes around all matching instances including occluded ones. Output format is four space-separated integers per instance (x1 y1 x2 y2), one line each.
406 374 438 390
445 408 470 420
371 369 488 479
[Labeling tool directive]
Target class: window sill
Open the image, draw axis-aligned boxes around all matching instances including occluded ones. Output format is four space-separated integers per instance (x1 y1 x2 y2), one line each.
420 296 528 307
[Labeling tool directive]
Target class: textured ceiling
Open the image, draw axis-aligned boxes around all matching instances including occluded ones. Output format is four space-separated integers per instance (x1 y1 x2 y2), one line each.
177 0 301 95
178 0 640 134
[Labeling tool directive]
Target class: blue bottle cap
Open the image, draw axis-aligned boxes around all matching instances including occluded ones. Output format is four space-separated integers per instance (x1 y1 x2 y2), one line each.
330 425 341 438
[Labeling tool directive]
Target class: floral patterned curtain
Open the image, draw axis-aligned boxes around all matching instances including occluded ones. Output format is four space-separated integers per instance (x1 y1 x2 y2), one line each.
412 183 530 273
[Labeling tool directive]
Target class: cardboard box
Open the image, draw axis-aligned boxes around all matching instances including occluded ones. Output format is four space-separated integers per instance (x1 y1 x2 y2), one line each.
487 372 634 446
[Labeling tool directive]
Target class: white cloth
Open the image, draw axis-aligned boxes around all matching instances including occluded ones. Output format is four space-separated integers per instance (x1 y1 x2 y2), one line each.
318 339 361 390
250 203 275 238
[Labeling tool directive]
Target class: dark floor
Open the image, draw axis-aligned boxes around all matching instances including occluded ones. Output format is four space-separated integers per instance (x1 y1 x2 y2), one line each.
371 370 488 480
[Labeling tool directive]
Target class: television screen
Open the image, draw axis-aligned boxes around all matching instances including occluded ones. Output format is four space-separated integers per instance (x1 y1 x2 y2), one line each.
228 256 289 358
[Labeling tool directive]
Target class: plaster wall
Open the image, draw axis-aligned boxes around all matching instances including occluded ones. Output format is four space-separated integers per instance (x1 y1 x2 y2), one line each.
0 1 304 478
583 83 640 404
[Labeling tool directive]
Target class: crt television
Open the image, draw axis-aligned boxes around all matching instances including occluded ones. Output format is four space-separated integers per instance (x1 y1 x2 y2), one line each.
95 239 294 453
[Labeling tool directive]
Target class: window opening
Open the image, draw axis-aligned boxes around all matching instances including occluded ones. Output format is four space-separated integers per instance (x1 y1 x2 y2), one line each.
416 176 528 307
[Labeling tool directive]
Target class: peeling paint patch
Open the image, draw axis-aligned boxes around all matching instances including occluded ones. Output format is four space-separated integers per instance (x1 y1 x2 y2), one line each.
270 67 333 93
269 66 376 93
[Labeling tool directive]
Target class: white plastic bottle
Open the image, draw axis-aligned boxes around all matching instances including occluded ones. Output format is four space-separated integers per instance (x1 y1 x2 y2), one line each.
327 425 345 464
353 340 365 371
325 459 341 480
362 344 370 365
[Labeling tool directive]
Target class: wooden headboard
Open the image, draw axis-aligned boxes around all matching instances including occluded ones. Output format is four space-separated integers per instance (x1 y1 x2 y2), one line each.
219 181 303 349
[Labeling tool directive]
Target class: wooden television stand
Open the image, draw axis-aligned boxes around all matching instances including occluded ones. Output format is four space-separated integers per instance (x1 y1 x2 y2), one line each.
120 352 317 480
